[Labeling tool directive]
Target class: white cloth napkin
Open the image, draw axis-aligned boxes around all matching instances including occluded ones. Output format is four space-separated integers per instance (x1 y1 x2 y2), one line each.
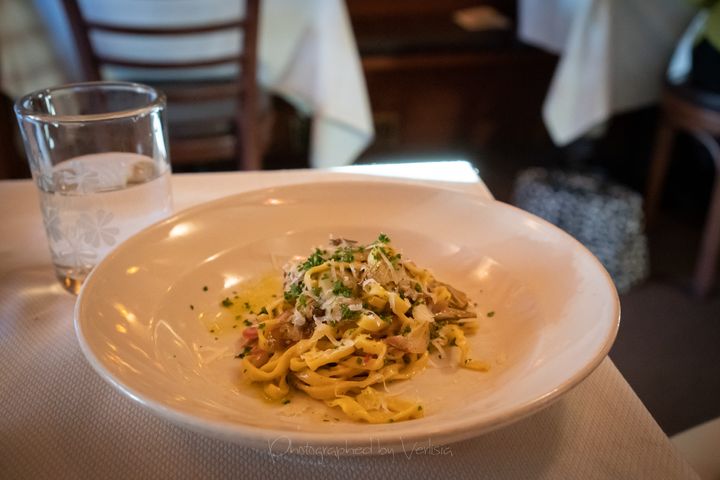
518 0 585 55
519 0 696 146
260 0 373 168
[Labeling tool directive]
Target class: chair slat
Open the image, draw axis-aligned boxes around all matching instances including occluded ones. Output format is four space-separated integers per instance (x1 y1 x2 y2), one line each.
161 82 242 102
96 55 244 69
86 20 245 35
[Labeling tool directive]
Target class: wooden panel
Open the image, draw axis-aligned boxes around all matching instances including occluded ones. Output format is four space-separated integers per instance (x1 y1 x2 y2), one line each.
362 49 557 156
170 135 236 164
347 0 514 18
348 0 517 56
0 91 28 179
159 82 241 102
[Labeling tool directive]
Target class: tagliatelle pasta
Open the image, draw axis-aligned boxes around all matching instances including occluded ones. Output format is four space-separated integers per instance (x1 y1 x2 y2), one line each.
234 234 489 423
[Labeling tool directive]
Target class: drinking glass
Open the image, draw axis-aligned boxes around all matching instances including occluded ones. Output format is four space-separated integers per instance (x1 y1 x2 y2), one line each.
15 81 173 294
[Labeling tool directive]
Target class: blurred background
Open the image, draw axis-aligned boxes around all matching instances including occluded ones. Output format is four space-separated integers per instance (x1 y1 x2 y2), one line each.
1 0 719 446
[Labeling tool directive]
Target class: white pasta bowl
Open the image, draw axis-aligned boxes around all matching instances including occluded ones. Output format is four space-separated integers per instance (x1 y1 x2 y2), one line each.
75 180 620 453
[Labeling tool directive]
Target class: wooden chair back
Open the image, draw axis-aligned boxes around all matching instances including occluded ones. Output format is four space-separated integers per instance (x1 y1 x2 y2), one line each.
0 36 29 179
60 0 261 170
645 82 720 296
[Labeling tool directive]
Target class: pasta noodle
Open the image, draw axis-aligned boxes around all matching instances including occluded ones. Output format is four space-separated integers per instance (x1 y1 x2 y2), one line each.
234 234 488 423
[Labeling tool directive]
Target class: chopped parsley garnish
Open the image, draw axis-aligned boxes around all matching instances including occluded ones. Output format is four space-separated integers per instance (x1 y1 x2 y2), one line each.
340 304 360 320
332 280 352 297
235 346 251 359
258 322 266 330
221 298 233 308
297 294 307 308
284 281 304 302
487 311 495 317
356 357 363 365
312 286 322 297
300 248 326 271
331 247 355 263
414 283 422 292
402 325 411 335
378 233 391 244
389 253 402 267
243 301 251 310
243 319 252 326
259 307 268 315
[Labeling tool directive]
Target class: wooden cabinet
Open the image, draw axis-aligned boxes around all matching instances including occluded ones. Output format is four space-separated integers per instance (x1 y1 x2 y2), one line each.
347 0 556 158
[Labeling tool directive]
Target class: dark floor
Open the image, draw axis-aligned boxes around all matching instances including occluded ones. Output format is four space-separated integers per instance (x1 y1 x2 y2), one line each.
473 146 720 437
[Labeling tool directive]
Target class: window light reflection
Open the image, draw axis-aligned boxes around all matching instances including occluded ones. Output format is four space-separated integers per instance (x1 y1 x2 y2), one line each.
331 160 479 183
169 223 193 238
223 275 243 289
113 303 137 323
523 218 543 231
473 257 498 281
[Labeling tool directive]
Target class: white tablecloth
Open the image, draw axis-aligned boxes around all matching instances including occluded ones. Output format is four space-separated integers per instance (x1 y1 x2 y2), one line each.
22 0 374 168
0 169 698 479
519 0 697 146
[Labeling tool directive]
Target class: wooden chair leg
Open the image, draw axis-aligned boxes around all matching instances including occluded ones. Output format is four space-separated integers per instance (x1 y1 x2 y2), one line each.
645 121 676 228
691 131 720 297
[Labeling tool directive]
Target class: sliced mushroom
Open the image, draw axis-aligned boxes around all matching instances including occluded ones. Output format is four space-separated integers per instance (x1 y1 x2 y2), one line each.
433 307 477 321
436 282 469 309
329 237 358 246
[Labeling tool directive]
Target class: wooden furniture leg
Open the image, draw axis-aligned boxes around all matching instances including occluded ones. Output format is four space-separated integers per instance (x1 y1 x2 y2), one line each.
692 131 720 297
644 121 676 228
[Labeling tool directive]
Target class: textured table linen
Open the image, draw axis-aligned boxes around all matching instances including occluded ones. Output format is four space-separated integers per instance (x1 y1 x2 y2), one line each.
0 170 697 479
